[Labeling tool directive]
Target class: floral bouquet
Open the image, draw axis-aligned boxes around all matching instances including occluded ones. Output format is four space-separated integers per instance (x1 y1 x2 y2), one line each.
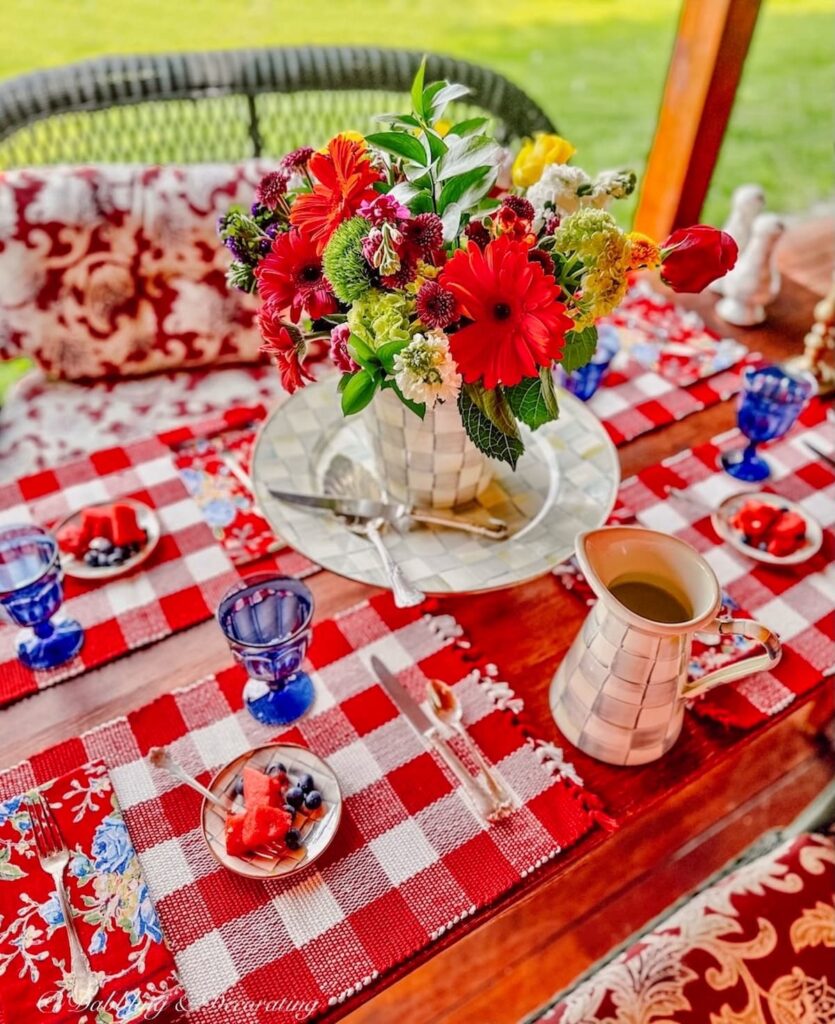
219 61 736 477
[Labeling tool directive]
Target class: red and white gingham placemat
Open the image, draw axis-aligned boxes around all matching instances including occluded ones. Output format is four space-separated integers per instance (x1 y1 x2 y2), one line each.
558 402 835 730
0 595 610 1023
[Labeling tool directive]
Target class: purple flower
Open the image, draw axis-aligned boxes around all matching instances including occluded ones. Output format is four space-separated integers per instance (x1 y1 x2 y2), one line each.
329 324 359 373
280 146 315 173
358 194 409 226
255 170 289 210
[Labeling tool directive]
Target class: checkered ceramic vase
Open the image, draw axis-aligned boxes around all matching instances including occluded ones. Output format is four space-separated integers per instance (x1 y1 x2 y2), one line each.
365 388 494 508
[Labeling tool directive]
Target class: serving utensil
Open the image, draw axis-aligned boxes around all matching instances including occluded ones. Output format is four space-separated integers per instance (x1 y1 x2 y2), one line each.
426 678 513 816
804 439 835 471
28 795 100 1005
371 656 504 822
323 457 423 608
149 747 226 809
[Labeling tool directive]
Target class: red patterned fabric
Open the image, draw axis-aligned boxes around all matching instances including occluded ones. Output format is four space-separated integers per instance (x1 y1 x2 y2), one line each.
556 402 835 729
0 436 241 707
0 761 183 1023
535 832 835 1024
0 594 609 1023
0 163 274 380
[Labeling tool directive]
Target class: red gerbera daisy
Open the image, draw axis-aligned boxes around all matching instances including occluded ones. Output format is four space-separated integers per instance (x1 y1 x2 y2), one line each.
254 228 338 323
289 136 382 252
258 310 315 394
440 236 572 389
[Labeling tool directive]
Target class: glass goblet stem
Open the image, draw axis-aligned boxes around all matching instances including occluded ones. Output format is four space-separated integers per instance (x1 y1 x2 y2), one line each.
33 620 56 639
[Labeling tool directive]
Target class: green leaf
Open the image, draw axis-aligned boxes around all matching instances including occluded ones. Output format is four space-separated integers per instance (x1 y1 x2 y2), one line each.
411 58 427 117
372 113 422 129
448 116 489 137
341 369 379 415
382 378 426 419
560 326 598 373
0 852 25 881
347 335 378 371
365 131 428 166
409 191 436 215
426 82 472 121
376 338 408 374
421 81 446 117
458 385 524 469
437 136 501 181
423 129 448 164
505 372 559 431
438 165 496 214
337 374 351 394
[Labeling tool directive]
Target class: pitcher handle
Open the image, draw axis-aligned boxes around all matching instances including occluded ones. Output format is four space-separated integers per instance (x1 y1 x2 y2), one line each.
683 617 782 700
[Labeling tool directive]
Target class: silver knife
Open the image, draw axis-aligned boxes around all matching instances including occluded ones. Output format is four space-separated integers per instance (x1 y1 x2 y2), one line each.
265 486 509 539
804 439 835 471
370 656 500 821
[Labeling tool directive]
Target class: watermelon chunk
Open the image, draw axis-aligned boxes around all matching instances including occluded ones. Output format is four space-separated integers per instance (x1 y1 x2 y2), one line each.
242 766 283 808
224 812 249 857
57 524 86 557
241 805 292 851
111 502 145 547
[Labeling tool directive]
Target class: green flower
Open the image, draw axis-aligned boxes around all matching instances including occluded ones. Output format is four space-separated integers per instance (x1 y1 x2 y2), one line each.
322 216 373 304
347 288 415 351
554 208 631 326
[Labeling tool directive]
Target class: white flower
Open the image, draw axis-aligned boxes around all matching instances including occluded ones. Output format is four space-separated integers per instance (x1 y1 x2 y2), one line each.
527 164 592 227
393 329 461 408
589 169 637 208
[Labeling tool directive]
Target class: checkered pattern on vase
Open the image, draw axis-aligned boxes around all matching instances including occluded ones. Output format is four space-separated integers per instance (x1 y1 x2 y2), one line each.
365 388 494 509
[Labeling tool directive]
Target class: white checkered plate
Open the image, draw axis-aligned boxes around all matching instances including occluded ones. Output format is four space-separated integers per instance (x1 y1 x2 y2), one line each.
711 490 823 567
201 742 343 881
56 498 161 582
252 377 620 594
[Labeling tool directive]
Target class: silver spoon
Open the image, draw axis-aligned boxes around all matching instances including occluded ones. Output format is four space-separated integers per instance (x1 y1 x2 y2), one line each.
323 456 424 608
426 678 514 818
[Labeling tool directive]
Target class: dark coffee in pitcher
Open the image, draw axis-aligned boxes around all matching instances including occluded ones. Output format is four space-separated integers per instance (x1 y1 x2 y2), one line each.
607 577 692 624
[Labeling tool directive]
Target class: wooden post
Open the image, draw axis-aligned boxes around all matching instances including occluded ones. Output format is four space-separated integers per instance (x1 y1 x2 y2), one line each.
634 0 763 239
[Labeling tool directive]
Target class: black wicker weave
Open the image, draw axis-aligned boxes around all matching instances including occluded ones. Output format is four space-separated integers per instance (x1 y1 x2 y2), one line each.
0 47 556 168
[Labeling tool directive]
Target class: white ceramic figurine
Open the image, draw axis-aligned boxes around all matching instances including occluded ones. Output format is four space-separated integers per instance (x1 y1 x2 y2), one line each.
715 213 784 326
710 183 766 294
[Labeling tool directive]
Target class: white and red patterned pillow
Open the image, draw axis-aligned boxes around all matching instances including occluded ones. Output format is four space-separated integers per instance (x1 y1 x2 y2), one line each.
0 161 273 380
535 832 835 1024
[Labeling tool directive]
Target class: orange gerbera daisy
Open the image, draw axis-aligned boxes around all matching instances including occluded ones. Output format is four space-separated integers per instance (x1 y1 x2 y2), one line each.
290 135 382 252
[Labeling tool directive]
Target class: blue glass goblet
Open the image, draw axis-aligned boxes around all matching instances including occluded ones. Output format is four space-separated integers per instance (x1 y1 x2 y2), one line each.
720 365 815 482
0 525 84 670
559 324 621 401
217 573 315 726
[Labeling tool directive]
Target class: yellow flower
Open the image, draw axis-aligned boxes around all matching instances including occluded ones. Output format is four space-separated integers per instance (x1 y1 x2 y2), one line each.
512 133 576 188
433 119 452 138
627 231 662 271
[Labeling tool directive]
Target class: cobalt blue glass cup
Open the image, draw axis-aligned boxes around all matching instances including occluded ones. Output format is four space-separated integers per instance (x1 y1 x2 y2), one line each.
720 365 815 482
559 324 621 401
0 524 84 670
217 573 315 726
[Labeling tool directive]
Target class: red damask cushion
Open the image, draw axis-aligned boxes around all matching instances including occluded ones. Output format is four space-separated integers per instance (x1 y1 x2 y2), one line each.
539 832 834 1024
0 162 274 380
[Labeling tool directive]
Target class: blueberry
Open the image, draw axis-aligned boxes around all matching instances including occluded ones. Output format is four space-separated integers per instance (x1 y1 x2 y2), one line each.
83 550 101 566
89 537 113 553
267 762 286 777
107 551 125 566
283 804 296 819
304 790 322 811
780 506 789 513
285 786 304 809
298 773 315 793
758 542 768 551
284 828 302 851
115 545 132 561
742 534 753 546
231 776 244 797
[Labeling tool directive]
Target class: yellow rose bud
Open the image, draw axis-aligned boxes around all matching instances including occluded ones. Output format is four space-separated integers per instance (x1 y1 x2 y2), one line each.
627 231 662 271
512 133 576 188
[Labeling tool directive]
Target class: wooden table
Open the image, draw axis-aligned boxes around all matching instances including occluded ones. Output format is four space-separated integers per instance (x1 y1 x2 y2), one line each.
1 278 832 1024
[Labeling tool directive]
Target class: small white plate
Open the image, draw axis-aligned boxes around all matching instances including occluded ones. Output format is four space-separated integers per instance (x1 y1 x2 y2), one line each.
712 491 823 566
56 499 160 581
201 743 342 881
251 376 620 595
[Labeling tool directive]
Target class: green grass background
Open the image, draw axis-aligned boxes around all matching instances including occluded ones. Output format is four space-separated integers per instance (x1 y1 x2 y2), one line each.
4 0 831 225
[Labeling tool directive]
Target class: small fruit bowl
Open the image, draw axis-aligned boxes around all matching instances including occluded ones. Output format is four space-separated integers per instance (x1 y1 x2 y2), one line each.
712 492 822 567
201 743 342 881
55 498 160 581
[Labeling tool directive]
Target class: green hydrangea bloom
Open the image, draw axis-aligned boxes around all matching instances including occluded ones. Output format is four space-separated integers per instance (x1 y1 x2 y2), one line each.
554 208 631 327
347 289 415 351
322 217 373 304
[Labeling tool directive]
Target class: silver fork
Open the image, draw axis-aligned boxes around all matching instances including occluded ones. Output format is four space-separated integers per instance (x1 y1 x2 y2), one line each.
28 796 100 1006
